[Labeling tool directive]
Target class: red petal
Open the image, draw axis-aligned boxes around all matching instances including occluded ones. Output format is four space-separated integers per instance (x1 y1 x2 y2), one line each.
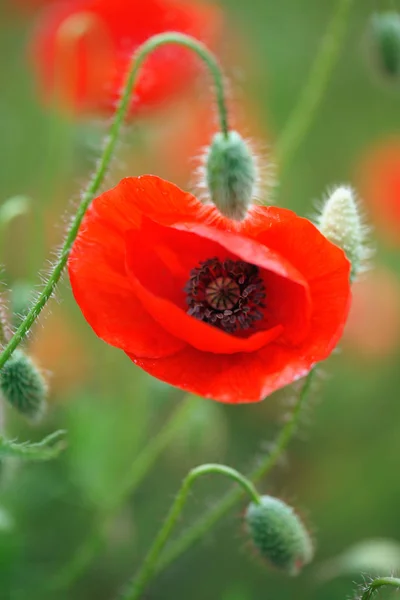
127 343 313 404
250 211 352 357
68 196 185 359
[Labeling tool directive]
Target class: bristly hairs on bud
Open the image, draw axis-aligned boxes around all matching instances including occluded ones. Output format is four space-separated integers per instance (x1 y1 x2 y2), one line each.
0 350 47 421
245 495 314 576
316 185 372 282
194 128 274 222
368 11 400 80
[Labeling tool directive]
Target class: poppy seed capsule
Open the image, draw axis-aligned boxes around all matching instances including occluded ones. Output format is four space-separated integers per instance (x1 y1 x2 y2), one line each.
204 130 257 221
317 186 367 282
369 12 400 78
245 495 314 576
0 350 47 420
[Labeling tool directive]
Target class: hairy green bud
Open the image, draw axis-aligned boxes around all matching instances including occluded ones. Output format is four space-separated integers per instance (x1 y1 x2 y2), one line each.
204 130 258 221
245 495 314 576
0 350 47 420
317 186 369 282
369 12 400 78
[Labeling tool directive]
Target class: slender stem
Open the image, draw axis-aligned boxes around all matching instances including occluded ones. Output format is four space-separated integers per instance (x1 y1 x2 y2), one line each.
120 464 261 600
360 577 400 599
276 0 354 173
0 33 229 371
155 369 315 576
48 395 195 591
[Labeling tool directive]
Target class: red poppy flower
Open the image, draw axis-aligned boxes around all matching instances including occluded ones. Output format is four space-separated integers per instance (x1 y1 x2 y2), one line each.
68 176 351 403
30 0 221 116
358 139 400 246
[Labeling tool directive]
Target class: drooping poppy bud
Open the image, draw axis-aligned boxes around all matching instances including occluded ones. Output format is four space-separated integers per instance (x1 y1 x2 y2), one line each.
0 350 47 420
369 12 400 79
245 495 314 576
317 186 369 282
203 130 259 221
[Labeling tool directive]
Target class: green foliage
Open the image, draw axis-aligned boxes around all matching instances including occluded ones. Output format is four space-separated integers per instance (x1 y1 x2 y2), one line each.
0 430 66 461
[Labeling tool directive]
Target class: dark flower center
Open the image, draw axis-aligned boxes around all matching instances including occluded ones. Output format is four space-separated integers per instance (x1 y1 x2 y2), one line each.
185 257 266 333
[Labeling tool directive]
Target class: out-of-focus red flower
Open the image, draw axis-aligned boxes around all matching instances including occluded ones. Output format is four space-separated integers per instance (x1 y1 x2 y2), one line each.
358 139 400 245
343 267 400 360
30 0 221 116
68 175 351 403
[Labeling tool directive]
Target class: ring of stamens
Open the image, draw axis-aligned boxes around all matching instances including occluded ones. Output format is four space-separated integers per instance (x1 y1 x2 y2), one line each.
185 257 266 334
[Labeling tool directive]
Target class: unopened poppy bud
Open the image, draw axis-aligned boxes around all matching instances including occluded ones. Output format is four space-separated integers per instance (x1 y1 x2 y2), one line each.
317 186 368 282
369 12 400 78
0 350 47 421
204 130 258 221
245 495 314 576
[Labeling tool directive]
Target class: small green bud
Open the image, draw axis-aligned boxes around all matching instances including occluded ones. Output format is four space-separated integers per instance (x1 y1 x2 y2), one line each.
245 495 314 576
203 130 258 221
317 186 369 282
369 12 400 78
0 350 47 420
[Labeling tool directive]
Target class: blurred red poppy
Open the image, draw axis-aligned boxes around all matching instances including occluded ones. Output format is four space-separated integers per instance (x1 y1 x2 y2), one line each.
68 175 351 403
358 139 400 246
31 0 221 116
343 266 400 360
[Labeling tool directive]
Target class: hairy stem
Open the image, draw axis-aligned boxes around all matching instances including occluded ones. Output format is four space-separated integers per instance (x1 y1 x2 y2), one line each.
360 577 400 599
276 0 354 173
155 369 315 576
120 465 261 600
0 33 229 371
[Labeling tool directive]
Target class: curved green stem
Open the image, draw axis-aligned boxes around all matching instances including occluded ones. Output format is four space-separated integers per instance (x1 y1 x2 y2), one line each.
360 577 400 599
120 464 261 600
155 369 315 576
0 33 229 371
48 395 195 591
276 0 354 173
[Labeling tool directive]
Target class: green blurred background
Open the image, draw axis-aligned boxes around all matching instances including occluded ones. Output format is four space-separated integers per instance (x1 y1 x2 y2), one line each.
1 0 400 599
